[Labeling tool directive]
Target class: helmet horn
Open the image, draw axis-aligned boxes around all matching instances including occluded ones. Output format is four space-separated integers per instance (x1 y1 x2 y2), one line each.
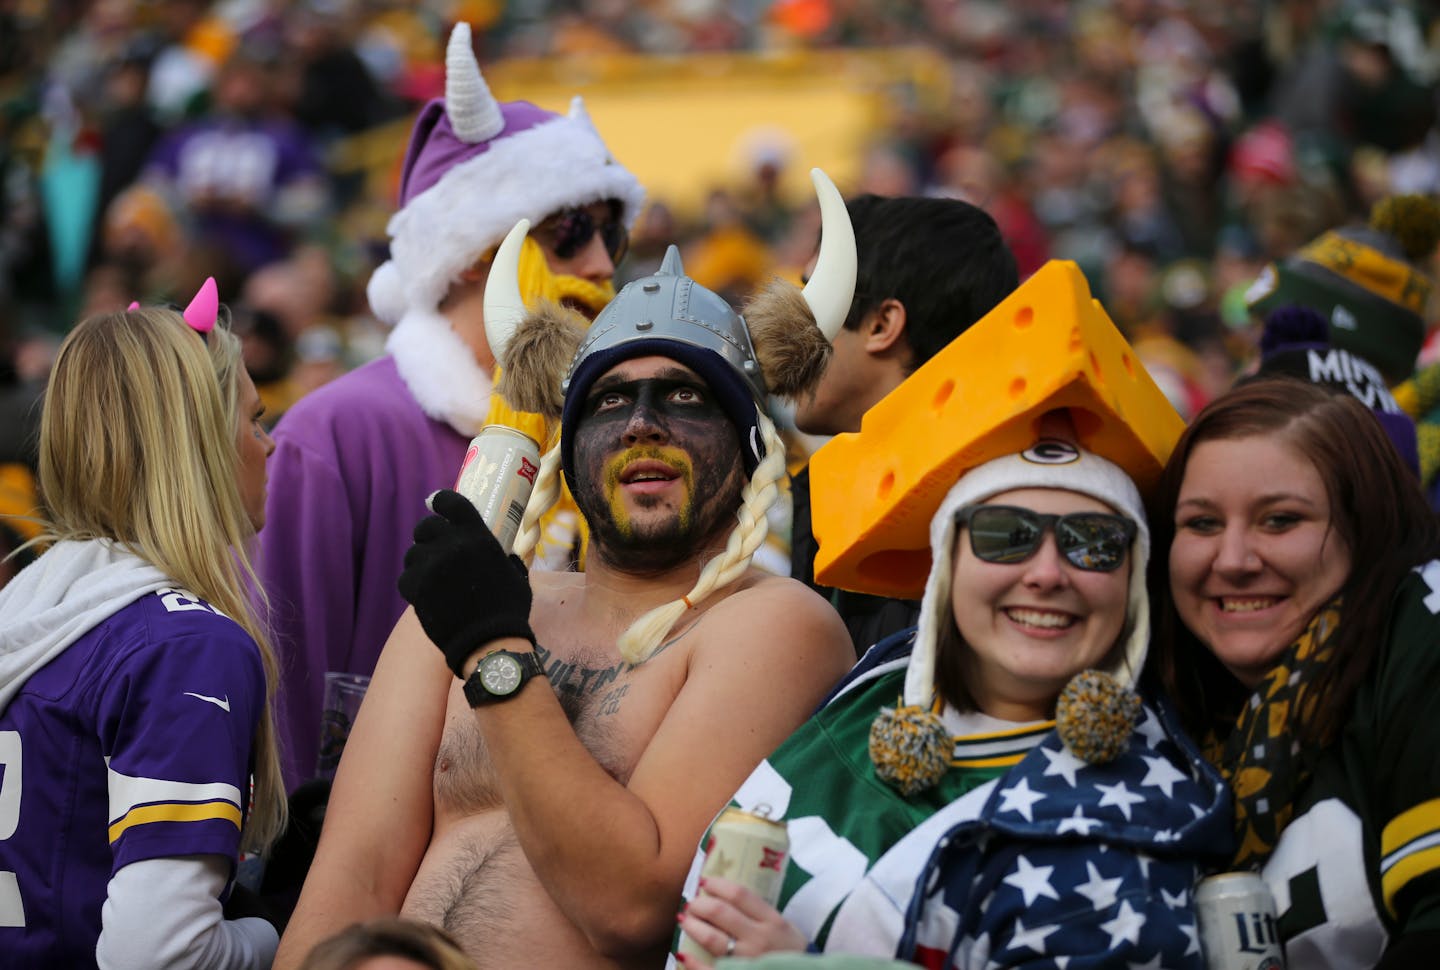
483 219 531 361
802 168 857 342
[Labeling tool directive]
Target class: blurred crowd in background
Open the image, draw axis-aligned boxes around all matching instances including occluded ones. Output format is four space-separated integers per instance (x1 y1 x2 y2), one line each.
3 0 1439 466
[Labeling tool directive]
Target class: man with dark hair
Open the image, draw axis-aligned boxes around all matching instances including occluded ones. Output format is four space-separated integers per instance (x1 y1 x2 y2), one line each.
790 194 1020 653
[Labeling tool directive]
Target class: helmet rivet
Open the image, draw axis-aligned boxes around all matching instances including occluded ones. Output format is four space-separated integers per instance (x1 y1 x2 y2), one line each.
743 359 757 373
636 320 654 331
643 282 660 293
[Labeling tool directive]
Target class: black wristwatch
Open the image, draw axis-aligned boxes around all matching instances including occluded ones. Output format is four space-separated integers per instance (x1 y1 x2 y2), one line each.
463 649 545 707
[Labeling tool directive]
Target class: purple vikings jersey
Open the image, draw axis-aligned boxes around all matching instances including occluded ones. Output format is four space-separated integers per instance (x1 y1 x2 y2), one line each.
0 588 263 968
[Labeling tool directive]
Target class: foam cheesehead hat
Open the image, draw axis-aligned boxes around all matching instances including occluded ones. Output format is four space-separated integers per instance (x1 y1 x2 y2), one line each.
1245 194 1440 385
366 22 646 332
480 168 857 664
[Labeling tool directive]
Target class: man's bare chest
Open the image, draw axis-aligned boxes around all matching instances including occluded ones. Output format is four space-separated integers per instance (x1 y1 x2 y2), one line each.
431 640 680 814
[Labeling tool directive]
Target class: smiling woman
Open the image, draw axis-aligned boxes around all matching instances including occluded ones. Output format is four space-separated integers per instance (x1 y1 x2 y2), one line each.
1153 377 1440 970
675 427 1233 967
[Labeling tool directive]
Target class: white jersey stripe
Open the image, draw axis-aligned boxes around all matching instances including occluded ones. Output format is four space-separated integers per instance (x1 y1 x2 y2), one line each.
106 762 242 824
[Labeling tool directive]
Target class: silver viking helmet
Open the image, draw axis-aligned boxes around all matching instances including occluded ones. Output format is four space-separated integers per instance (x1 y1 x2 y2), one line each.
563 244 768 400
483 167 857 479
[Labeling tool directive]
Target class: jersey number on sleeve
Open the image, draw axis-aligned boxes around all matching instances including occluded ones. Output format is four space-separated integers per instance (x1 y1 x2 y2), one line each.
0 731 24 927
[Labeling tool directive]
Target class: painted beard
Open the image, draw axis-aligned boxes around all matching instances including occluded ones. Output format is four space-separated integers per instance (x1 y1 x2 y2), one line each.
571 389 746 575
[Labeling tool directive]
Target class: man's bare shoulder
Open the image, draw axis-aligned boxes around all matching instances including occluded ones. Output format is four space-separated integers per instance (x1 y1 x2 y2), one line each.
696 572 852 666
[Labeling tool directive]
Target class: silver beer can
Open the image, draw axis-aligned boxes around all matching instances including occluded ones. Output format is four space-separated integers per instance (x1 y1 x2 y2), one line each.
1195 871 1286 970
677 806 790 960
453 424 541 554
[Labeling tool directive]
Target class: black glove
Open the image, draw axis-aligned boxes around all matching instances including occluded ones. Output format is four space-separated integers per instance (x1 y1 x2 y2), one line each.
398 488 535 678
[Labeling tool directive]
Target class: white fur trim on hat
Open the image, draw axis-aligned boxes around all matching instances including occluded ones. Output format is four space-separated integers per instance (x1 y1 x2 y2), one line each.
386 306 494 436
905 440 1151 710
375 104 645 328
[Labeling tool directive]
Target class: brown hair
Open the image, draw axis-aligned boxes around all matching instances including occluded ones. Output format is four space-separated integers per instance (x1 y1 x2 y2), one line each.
296 918 476 970
1151 378 1440 744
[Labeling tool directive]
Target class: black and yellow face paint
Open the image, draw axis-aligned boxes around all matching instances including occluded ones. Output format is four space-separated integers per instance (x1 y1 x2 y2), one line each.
571 368 745 573
600 444 695 539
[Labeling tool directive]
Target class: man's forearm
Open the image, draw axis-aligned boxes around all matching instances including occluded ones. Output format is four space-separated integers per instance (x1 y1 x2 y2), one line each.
469 665 676 955
274 855 415 969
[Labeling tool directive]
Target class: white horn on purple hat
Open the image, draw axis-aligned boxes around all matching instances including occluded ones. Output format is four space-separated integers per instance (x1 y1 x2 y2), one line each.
483 218 531 360
445 23 504 144
803 168 857 342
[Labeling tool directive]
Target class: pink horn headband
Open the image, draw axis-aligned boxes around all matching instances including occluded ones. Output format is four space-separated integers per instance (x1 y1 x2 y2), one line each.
126 277 219 336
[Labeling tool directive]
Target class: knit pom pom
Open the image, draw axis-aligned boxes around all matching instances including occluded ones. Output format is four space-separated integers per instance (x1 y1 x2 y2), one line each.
1260 304 1328 357
1055 670 1141 765
1370 194 1440 262
869 705 951 796
367 260 407 327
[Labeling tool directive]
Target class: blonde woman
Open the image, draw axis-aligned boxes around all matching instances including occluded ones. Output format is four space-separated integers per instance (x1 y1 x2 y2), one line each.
0 280 287 968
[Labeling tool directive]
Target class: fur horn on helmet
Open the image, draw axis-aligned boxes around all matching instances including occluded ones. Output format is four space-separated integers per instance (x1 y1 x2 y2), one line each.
803 168 857 342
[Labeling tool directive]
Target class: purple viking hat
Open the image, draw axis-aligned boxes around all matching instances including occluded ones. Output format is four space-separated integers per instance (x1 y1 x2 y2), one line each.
366 22 645 330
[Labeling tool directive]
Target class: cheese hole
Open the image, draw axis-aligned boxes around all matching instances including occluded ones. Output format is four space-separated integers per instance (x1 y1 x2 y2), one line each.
932 379 954 411
1014 306 1033 329
877 470 894 500
1009 377 1026 398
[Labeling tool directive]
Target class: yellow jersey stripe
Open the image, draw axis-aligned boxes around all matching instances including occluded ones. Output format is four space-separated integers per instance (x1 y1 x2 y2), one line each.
108 800 243 843
951 753 1028 769
1382 841 1440 917
1382 798 1440 857
950 721 1056 742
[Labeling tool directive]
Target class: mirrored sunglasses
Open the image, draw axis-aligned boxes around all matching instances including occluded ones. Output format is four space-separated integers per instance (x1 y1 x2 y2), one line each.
538 205 629 263
955 504 1137 572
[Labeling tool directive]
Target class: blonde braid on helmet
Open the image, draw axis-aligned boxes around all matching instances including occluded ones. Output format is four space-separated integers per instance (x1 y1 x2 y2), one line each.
616 411 786 664
512 441 564 565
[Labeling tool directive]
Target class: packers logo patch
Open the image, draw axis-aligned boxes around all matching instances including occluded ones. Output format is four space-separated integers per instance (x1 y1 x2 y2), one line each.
1021 439 1080 465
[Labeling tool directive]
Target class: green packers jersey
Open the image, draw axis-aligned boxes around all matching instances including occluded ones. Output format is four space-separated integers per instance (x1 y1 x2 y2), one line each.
715 660 1052 947
1263 565 1440 967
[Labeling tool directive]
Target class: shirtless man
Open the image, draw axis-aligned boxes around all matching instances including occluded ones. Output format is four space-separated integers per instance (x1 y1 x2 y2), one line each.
274 175 859 968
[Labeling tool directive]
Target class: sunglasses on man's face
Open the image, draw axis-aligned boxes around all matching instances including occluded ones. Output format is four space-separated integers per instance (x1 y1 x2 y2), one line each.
955 504 1137 572
537 205 628 263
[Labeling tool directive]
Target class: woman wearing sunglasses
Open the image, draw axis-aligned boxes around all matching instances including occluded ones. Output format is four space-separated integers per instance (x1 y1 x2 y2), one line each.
1153 379 1440 970
675 425 1231 967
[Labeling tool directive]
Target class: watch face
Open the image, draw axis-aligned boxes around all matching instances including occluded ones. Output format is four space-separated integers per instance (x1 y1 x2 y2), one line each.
479 653 523 695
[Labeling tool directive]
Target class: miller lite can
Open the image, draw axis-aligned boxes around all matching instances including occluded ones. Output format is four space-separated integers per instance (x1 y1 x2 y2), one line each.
677 806 790 960
1195 871 1286 970
453 424 541 554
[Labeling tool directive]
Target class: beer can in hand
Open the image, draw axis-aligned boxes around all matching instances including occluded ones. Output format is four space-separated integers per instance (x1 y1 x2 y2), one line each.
677 806 790 961
453 425 541 555
1195 871 1286 970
